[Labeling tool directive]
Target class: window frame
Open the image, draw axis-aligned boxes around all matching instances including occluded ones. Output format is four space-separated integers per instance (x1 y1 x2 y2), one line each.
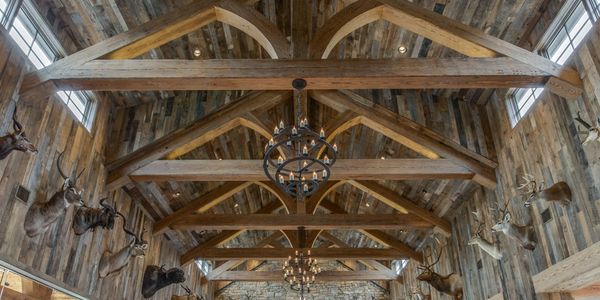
1 0 98 132
507 0 594 127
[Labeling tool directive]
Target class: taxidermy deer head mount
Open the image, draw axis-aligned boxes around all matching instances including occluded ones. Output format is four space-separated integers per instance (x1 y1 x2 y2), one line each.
416 236 463 300
72 198 118 235
172 285 203 300
468 209 503 260
491 198 536 250
142 265 186 299
23 151 85 237
574 112 599 145
98 219 148 278
518 174 572 207
0 106 37 160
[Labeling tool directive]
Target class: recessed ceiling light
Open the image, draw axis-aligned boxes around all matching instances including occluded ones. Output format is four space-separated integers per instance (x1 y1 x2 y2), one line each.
173 192 181 198
366 203 370 207
234 203 239 208
398 46 407 54
193 48 202 57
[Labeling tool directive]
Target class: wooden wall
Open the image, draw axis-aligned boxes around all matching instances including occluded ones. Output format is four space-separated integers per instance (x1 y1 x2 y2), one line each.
0 27 204 300
394 22 600 300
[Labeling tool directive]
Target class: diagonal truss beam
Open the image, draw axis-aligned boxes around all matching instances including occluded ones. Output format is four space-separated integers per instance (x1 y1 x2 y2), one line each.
309 0 581 99
106 90 290 190
310 89 498 189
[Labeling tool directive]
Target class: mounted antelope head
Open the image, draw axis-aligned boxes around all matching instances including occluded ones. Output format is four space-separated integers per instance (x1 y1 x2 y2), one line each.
468 209 503 260
574 112 599 145
98 219 148 278
518 174 572 207
172 285 203 300
0 107 37 160
416 237 463 300
142 265 186 299
24 152 85 237
491 198 536 250
72 198 118 235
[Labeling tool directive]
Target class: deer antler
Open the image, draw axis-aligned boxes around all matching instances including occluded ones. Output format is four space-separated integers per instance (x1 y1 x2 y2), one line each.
56 152 69 180
12 107 23 132
517 174 537 192
575 112 593 130
428 236 444 269
472 210 485 236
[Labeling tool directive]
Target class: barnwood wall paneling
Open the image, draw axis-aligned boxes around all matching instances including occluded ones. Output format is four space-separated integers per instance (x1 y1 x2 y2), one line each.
0 28 204 300
396 22 600 300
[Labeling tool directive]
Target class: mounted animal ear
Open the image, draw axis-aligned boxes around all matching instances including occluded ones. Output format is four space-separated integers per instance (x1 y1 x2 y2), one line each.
503 212 511 222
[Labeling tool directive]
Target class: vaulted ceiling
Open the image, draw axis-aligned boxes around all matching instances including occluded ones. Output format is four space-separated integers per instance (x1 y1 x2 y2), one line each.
28 0 578 286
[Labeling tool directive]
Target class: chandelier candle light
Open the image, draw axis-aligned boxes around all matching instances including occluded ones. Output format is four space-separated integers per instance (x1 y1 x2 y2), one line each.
283 227 322 300
263 79 338 199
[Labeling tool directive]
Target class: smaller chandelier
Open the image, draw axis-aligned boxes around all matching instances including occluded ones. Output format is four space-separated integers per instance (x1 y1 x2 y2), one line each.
263 79 338 198
283 227 321 299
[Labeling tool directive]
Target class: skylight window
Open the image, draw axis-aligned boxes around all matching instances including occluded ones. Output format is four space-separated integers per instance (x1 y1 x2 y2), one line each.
195 259 213 275
1 0 97 131
508 1 593 127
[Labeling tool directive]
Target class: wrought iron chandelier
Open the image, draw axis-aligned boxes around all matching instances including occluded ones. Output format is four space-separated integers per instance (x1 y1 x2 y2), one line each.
263 79 338 199
283 227 321 300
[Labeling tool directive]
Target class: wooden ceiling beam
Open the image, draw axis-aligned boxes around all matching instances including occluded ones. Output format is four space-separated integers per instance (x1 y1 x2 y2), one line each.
210 271 399 281
26 58 549 93
106 90 290 190
180 201 283 265
319 231 397 278
129 159 475 182
319 200 423 262
348 180 451 234
311 90 497 189
170 214 432 231
153 181 252 235
194 248 409 260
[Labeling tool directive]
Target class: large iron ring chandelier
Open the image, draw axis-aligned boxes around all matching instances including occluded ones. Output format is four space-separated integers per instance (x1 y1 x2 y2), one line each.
283 227 321 300
263 79 338 198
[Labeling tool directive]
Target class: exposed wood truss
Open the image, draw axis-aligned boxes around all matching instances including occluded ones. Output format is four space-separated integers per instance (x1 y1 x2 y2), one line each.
22 58 553 92
130 159 476 182
193 248 409 260
106 90 290 189
210 271 400 281
311 90 498 188
169 214 432 230
309 0 581 99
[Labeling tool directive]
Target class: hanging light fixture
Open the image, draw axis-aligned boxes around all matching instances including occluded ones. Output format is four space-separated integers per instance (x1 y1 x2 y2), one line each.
283 227 321 300
263 79 338 198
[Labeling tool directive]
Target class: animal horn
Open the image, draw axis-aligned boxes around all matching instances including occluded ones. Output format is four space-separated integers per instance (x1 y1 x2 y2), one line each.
116 211 138 241
575 112 593 130
76 167 86 183
12 106 23 132
428 236 444 269
181 284 192 295
56 152 69 180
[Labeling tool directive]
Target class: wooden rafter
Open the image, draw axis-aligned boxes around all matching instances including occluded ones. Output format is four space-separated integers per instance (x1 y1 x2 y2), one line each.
22 58 552 93
210 271 399 281
20 0 290 99
311 90 497 188
169 214 432 231
129 159 476 182
106 90 290 190
309 0 581 99
193 248 409 260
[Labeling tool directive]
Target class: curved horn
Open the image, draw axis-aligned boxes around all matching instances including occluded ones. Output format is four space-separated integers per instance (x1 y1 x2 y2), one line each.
76 167 86 183
181 284 192 295
116 211 138 241
575 112 593 130
56 152 69 180
12 106 23 132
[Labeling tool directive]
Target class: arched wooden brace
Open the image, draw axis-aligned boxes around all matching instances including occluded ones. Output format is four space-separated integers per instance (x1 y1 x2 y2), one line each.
308 0 580 91
104 0 290 60
21 0 291 97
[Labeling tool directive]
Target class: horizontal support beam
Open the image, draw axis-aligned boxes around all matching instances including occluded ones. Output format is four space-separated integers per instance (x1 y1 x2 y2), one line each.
193 248 410 260
25 58 550 92
210 271 399 281
170 214 432 230
130 159 475 182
